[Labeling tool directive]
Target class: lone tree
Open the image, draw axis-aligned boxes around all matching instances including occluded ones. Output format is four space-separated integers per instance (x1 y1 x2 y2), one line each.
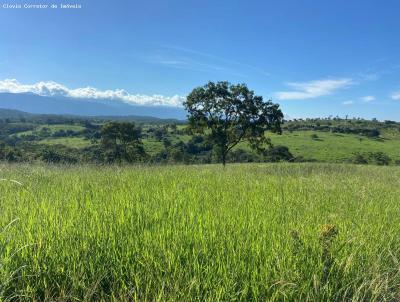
184 81 284 166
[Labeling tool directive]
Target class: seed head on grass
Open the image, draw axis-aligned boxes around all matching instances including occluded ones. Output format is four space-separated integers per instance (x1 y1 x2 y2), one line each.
319 224 338 244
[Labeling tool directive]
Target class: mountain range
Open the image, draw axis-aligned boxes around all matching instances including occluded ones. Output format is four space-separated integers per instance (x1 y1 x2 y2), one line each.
0 93 186 120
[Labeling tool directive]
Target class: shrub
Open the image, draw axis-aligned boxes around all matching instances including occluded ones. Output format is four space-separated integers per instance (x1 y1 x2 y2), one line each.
368 152 391 166
264 145 294 162
352 153 368 164
41 149 78 164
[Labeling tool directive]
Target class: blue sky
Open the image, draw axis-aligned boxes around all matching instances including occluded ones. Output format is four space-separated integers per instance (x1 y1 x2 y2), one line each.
0 0 400 120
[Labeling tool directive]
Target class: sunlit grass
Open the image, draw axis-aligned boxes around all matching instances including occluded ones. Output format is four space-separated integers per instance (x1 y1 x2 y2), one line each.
0 163 399 301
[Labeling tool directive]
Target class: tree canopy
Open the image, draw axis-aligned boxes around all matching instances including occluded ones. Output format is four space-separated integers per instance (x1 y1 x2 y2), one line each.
184 81 284 166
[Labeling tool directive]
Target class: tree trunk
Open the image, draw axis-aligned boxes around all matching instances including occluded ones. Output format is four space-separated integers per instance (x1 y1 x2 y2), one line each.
222 151 226 167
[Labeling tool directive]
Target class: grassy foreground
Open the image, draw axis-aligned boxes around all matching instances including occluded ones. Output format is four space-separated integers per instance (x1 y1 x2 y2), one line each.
1 164 400 301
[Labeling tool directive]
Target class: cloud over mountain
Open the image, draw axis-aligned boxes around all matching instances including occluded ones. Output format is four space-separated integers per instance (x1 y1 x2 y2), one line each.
0 79 185 107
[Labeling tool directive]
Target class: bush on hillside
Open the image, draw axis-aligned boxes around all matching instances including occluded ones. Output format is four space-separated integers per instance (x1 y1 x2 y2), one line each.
264 145 294 162
352 153 368 164
368 152 391 166
41 149 78 164
351 152 391 166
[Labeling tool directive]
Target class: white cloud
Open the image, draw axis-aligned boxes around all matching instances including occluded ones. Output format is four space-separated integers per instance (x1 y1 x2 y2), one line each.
342 100 354 106
275 78 353 100
0 79 185 107
361 95 375 102
391 92 400 100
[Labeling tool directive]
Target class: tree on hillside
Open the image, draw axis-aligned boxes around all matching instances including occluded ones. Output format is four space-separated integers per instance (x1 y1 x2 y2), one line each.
101 122 146 163
184 81 284 166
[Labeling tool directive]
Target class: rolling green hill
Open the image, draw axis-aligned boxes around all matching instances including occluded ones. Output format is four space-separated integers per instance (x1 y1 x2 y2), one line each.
269 131 400 162
1 110 399 165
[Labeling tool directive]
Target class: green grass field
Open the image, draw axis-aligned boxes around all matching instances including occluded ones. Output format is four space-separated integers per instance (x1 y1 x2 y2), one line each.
268 131 400 162
1 163 400 301
38 137 91 148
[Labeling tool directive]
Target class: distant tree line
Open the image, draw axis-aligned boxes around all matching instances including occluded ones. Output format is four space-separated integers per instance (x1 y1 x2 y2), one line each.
284 118 400 138
287 123 381 138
